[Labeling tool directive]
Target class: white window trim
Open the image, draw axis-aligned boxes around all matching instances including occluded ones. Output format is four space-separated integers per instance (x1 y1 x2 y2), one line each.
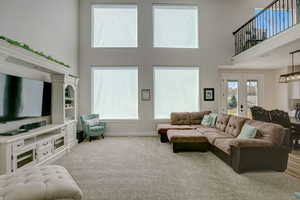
153 65 201 120
91 3 139 49
152 3 200 49
91 66 140 121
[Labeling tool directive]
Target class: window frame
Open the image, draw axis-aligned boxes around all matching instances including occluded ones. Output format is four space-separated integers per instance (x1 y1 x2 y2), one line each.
91 3 139 49
153 65 201 120
152 3 200 49
91 66 140 121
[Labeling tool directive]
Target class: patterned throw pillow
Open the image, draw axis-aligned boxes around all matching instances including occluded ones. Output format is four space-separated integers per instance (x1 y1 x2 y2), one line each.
201 115 212 126
238 124 257 139
209 113 218 127
86 118 100 126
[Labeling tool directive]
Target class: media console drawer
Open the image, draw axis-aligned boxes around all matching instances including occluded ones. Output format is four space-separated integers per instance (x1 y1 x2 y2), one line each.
13 140 25 151
37 146 52 161
37 138 52 150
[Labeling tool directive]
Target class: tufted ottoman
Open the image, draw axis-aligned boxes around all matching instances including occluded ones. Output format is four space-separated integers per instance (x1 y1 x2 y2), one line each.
0 165 83 200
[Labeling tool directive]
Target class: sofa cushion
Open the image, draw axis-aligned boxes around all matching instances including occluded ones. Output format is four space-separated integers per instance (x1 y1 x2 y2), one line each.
197 127 219 134
230 138 273 148
167 130 207 143
214 138 234 154
171 112 191 125
202 130 234 144
244 120 288 146
157 124 193 134
215 114 231 131
190 111 211 125
225 116 247 137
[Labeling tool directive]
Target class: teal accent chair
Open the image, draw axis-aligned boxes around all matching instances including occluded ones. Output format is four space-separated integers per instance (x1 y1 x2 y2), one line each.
80 114 106 141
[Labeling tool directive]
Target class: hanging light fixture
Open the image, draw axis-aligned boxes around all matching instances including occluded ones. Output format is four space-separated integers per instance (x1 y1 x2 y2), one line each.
279 49 300 83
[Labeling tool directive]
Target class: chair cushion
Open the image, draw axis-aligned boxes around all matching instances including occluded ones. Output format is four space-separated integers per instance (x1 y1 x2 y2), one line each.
215 114 231 131
167 130 207 143
171 112 191 125
90 126 105 131
225 116 247 137
202 130 234 144
214 138 234 155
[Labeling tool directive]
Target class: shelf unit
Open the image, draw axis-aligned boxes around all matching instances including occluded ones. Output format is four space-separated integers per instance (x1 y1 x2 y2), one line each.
0 40 79 175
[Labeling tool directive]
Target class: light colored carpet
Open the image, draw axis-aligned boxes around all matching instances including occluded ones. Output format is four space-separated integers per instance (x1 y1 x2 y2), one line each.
55 137 300 200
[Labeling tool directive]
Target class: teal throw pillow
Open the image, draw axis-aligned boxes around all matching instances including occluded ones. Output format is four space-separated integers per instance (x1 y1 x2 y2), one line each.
201 115 212 126
238 124 257 139
209 113 218 127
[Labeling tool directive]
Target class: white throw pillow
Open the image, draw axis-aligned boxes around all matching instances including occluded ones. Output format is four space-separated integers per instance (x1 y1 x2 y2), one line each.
86 118 100 126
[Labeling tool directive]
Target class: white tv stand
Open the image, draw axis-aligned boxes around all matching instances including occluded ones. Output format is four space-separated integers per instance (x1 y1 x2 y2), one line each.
0 124 70 174
0 39 79 175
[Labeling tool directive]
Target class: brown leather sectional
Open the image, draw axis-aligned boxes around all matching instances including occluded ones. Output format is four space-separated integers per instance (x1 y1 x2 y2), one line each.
157 112 291 173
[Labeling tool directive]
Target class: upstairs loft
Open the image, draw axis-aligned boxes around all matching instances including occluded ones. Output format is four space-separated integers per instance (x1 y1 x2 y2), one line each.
231 0 300 68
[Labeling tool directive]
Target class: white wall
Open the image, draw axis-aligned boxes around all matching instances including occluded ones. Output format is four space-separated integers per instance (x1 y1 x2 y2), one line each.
0 0 79 132
79 0 272 136
0 0 79 75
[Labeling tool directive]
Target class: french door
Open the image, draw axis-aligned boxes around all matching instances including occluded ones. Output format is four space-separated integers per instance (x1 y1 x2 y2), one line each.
220 73 264 118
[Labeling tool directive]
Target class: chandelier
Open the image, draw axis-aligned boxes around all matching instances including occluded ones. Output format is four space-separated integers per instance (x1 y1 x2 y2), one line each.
279 49 300 83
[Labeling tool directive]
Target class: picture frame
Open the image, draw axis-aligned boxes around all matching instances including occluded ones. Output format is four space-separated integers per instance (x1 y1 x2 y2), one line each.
204 88 214 101
141 89 151 101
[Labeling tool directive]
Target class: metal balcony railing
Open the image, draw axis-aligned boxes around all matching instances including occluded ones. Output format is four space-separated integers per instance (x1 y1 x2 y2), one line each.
233 0 300 56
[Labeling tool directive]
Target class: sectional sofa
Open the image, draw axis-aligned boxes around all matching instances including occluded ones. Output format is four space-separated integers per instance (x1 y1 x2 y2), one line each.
157 112 291 173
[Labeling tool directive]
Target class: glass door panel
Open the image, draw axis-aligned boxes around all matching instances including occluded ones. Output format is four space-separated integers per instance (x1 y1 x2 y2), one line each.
227 80 239 116
246 80 258 118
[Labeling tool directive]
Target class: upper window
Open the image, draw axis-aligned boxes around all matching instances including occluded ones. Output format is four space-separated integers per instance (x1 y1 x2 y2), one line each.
92 67 139 119
153 5 199 48
92 4 138 48
154 66 199 119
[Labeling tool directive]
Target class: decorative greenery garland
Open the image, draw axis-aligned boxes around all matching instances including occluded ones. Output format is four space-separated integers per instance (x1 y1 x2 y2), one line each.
0 35 70 68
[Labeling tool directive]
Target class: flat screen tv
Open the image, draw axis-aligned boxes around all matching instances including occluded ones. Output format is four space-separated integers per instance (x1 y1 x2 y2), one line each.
0 72 52 123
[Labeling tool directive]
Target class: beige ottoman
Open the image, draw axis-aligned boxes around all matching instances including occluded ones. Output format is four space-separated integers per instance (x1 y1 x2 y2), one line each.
0 165 83 200
167 129 210 153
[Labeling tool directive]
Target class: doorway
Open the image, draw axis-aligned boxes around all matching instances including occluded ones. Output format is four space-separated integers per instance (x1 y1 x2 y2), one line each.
220 73 264 118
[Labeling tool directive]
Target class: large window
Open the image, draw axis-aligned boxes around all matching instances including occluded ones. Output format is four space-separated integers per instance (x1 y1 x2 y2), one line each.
154 67 199 119
92 67 138 119
92 4 138 48
153 5 198 48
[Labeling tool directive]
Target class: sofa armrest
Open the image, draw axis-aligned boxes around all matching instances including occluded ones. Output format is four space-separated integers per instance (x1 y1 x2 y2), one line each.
230 139 273 148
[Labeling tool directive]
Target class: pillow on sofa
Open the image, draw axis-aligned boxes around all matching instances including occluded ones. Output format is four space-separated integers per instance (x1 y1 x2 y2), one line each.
201 115 212 126
238 124 257 139
209 113 218 127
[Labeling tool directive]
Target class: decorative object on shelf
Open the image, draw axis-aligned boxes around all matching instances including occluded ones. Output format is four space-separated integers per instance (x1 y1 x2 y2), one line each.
141 89 151 101
279 49 300 83
204 88 214 101
0 35 70 68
